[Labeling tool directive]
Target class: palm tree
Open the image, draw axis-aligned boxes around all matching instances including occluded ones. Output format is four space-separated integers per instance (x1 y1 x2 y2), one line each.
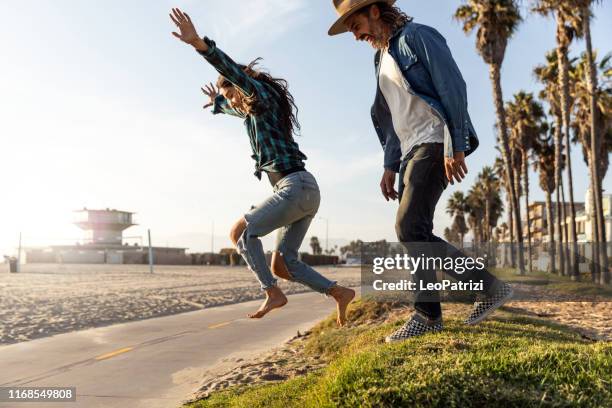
455 0 525 274
494 155 515 267
477 166 501 242
532 0 584 279
465 171 504 260
340 240 364 257
506 91 548 273
495 222 509 242
467 186 486 245
447 191 470 248
533 128 557 273
534 50 575 275
510 143 525 272
579 0 609 283
571 51 612 283
488 189 505 239
310 236 322 255
444 227 461 246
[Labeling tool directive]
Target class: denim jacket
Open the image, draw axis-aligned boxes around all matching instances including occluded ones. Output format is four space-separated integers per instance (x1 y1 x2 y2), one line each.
372 22 479 172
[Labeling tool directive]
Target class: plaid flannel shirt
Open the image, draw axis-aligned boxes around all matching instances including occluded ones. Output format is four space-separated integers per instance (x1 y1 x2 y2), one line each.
197 37 307 180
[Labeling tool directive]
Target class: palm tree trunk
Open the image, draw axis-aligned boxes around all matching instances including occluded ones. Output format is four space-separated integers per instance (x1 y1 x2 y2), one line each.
583 6 610 284
586 148 601 282
554 113 565 276
508 200 515 268
505 177 515 268
561 182 570 276
545 191 556 273
598 177 609 281
557 35 580 280
490 63 525 275
484 205 489 242
514 162 522 218
590 182 600 282
522 150 533 273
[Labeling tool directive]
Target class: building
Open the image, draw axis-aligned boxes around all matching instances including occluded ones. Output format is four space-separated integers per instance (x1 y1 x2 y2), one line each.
507 192 611 245
74 208 136 246
524 201 586 244
538 193 611 245
25 208 190 265
499 192 612 265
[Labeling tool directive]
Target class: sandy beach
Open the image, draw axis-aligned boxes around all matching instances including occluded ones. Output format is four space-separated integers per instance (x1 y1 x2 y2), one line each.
0 264 361 345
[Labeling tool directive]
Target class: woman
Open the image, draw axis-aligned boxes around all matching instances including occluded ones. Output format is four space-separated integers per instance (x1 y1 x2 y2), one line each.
170 8 355 326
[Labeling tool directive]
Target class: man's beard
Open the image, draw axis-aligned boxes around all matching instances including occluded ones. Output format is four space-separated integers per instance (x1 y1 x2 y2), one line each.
369 21 391 50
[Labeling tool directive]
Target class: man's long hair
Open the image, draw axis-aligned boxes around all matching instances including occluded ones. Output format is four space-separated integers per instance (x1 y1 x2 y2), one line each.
372 2 412 32
216 59 301 140
359 2 413 49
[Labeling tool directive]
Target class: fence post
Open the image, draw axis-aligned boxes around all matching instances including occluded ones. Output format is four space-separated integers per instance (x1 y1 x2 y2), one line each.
17 232 22 273
148 229 154 274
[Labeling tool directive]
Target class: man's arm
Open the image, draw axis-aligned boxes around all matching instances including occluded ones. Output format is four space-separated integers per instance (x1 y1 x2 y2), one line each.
372 50 400 200
410 25 470 153
371 105 401 172
409 25 469 184
372 105 400 200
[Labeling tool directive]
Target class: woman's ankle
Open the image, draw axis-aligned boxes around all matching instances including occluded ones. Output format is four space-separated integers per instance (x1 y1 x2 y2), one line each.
265 285 285 298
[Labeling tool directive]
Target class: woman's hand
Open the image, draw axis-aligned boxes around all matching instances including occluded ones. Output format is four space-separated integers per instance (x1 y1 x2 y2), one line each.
170 8 207 51
201 82 219 109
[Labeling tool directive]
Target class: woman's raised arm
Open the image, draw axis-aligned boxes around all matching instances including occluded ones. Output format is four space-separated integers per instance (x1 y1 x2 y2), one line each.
170 8 257 97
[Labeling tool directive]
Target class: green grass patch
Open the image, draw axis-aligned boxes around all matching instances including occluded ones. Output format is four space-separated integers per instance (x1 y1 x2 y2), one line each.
544 281 612 298
492 268 612 299
186 299 611 408
492 267 552 281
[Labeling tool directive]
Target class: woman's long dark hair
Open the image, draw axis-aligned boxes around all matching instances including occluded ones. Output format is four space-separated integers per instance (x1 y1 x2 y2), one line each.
217 58 301 140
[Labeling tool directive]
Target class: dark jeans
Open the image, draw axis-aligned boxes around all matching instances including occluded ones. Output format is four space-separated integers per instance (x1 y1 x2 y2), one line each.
396 143 500 319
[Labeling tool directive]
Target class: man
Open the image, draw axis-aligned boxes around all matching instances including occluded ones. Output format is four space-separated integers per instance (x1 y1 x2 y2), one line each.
328 0 513 342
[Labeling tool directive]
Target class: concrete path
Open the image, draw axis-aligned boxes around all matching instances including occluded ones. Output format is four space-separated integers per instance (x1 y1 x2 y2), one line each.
0 292 336 408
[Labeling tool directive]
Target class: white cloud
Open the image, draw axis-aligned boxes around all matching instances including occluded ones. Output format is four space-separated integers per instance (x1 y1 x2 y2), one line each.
202 0 311 50
308 147 383 187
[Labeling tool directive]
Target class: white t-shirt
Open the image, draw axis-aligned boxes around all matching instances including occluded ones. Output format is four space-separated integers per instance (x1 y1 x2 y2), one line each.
378 48 444 159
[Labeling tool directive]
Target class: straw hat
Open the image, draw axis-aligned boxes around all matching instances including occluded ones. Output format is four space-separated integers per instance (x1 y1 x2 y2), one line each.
328 0 397 36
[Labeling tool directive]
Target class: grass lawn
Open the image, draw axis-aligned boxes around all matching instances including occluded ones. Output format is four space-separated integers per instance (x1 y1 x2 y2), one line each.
494 267 612 299
185 271 611 407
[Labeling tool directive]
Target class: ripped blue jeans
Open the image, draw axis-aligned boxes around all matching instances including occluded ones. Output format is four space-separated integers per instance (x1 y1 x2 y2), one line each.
236 171 336 294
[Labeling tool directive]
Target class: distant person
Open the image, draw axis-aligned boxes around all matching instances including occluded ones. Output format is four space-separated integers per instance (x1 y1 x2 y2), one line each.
170 8 355 326
327 0 513 340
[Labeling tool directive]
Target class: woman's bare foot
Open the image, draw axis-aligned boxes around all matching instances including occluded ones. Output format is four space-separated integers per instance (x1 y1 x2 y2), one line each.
329 286 355 327
248 286 288 319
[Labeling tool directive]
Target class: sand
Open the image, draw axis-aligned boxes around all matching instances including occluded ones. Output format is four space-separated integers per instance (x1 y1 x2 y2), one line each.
0 263 361 345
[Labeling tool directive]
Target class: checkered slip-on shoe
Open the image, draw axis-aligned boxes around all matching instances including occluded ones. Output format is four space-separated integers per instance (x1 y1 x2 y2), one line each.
385 313 443 343
464 282 514 325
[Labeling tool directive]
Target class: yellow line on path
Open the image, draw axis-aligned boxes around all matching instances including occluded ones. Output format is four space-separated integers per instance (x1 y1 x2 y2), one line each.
208 321 232 329
95 347 134 361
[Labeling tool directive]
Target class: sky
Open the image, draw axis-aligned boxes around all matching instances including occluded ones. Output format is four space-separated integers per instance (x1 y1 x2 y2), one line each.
1 0 610 256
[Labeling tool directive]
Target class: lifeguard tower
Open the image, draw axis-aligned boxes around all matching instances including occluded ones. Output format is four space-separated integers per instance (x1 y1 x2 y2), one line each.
24 208 189 265
74 208 136 246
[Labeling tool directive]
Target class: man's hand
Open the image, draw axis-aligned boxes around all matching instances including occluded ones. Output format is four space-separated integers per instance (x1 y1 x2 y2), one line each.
170 8 207 51
444 151 468 185
201 82 219 109
380 169 398 201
